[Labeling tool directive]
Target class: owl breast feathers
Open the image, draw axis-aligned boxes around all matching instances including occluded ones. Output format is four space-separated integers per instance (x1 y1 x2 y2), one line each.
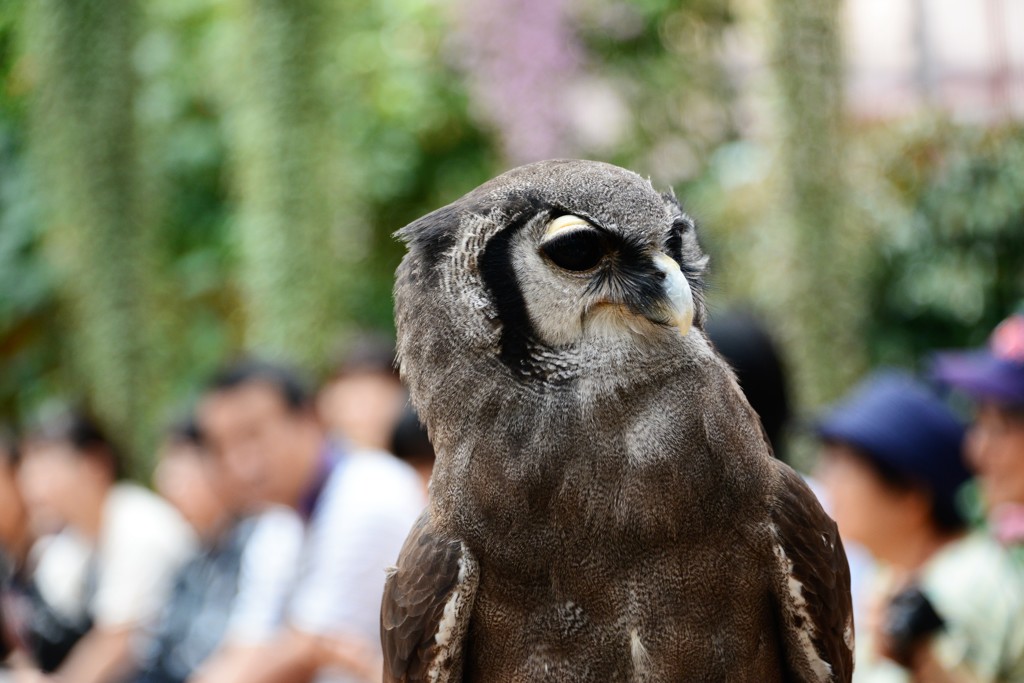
383 159 853 683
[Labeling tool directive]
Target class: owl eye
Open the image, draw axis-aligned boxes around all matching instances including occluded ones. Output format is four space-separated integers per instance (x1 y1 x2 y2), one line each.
540 228 607 272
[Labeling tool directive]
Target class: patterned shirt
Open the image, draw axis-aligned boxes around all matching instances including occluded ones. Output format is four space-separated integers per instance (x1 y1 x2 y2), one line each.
131 518 256 683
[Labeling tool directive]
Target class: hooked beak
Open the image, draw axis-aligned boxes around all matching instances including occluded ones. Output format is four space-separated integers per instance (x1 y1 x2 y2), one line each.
652 253 694 336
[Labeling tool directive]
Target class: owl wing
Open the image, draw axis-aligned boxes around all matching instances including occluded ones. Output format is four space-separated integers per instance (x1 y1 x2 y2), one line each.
381 510 479 683
768 463 855 683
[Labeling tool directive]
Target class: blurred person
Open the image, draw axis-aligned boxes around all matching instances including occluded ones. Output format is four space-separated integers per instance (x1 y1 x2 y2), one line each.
194 359 424 683
933 310 1024 547
815 371 1024 682
1 426 92 675
707 308 875 619
14 410 195 683
317 335 405 452
129 417 276 683
127 416 305 683
706 309 791 457
151 418 230 538
0 430 29 575
388 403 434 495
1 429 29 665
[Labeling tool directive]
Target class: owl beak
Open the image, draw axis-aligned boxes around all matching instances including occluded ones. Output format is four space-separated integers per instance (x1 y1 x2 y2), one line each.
652 253 694 336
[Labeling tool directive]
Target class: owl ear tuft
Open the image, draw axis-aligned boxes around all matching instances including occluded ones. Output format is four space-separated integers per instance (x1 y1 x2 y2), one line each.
395 203 462 268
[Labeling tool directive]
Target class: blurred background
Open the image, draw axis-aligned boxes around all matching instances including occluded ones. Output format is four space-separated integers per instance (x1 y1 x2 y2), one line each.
1 0 1022 475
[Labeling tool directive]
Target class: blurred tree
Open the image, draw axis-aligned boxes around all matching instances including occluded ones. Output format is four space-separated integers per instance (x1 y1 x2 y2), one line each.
0 0 64 424
768 0 866 408
132 0 242 404
863 122 1024 367
453 0 736 186
314 0 499 333
575 0 736 186
2 0 1020 480
220 0 341 372
23 0 168 472
454 0 583 164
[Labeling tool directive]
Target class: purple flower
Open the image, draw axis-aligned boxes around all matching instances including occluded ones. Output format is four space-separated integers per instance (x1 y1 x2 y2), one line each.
455 0 584 164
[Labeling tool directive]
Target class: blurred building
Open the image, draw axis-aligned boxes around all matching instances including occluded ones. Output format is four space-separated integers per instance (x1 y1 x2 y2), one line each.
720 0 1023 135
846 0 1024 122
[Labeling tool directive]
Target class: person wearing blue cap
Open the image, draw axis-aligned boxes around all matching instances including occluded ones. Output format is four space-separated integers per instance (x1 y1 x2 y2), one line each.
815 371 1024 683
934 311 1024 549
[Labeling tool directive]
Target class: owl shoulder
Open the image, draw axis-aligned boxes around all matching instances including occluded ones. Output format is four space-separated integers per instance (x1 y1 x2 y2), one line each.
381 510 479 683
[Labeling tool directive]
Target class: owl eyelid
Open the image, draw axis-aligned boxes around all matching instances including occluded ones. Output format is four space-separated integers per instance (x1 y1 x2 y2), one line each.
544 213 602 239
542 226 604 247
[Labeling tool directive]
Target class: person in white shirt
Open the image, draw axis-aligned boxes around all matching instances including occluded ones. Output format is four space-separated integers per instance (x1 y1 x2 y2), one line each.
15 410 196 683
129 417 303 683
194 360 424 683
218 506 304 647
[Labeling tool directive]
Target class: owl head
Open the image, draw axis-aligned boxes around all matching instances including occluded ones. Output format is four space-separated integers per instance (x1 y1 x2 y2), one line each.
394 160 709 389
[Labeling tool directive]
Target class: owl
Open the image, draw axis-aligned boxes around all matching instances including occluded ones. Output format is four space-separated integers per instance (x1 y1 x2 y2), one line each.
383 160 853 682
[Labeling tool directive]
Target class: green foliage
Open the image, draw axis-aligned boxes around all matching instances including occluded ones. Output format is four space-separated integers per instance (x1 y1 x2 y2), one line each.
576 0 736 184
23 0 170 471
863 122 1024 367
0 0 502 458
0 0 59 422
769 0 866 409
221 0 342 370
1 0 1022 479
317 0 499 331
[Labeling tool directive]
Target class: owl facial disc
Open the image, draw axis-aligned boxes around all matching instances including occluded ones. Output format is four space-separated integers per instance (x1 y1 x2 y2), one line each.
535 214 696 342
653 253 694 337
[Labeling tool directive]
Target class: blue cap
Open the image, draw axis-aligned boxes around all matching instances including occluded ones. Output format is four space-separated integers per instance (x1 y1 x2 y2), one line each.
932 313 1024 407
816 371 969 512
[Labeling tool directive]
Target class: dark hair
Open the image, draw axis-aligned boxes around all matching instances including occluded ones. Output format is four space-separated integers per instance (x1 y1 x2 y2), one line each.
927 497 965 534
840 443 966 534
706 309 791 460
1000 403 1024 424
0 426 19 468
390 404 434 464
25 409 124 480
164 413 203 449
206 358 312 412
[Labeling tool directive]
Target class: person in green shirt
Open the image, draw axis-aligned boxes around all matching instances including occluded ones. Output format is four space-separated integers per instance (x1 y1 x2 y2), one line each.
919 310 1024 683
816 370 1024 683
934 312 1024 551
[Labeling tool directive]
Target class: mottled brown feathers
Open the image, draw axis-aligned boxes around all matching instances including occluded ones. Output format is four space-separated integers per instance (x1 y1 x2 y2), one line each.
386 159 853 682
769 464 855 682
382 512 478 683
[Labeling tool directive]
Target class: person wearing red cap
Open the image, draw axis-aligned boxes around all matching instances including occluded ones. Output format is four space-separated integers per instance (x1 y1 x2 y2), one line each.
815 371 1024 683
934 311 1024 550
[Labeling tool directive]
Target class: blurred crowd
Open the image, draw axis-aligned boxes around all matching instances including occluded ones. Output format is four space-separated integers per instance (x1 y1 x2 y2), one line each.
709 309 1024 683
2 309 1024 683
1 340 429 683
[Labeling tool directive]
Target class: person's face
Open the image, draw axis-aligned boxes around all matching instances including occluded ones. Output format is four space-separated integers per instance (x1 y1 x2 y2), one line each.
965 402 1024 509
318 372 404 451
200 382 316 507
153 441 228 537
816 443 928 563
17 440 88 535
0 456 27 547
